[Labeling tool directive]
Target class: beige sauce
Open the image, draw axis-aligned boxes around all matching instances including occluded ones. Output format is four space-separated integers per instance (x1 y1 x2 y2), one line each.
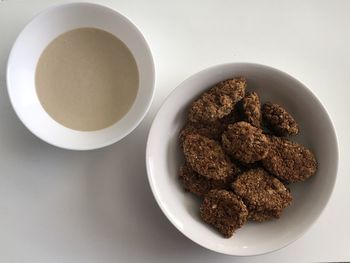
35 27 139 131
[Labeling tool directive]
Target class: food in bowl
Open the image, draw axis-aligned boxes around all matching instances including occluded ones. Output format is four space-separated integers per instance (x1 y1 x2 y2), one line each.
222 121 270 163
35 27 139 131
178 77 317 238
200 189 248 238
7 2 155 150
262 136 317 183
182 133 233 180
262 102 299 136
232 168 293 222
188 78 246 123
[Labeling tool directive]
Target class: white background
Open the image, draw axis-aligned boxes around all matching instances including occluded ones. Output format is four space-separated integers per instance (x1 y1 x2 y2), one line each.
0 0 349 262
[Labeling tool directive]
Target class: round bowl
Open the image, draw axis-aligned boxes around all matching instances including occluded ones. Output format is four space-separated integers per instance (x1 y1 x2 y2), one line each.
7 2 155 150
146 63 338 256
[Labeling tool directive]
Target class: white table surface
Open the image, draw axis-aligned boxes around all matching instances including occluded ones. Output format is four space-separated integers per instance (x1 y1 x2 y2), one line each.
1 0 349 262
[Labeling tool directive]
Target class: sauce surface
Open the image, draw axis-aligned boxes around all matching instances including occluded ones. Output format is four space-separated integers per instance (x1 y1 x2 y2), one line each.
35 27 139 131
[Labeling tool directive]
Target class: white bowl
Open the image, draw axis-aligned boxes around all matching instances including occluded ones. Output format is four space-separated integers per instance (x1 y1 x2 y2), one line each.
146 63 338 256
7 2 155 150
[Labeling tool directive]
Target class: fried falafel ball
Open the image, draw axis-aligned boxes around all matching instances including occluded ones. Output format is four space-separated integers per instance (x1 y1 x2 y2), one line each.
241 91 262 128
179 120 224 144
179 163 241 197
183 134 233 180
262 102 299 136
188 77 247 123
262 136 317 183
219 101 244 127
222 122 270 164
200 189 248 238
232 168 292 222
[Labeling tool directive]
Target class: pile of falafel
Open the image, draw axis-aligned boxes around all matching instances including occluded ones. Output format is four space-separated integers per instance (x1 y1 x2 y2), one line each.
178 77 317 238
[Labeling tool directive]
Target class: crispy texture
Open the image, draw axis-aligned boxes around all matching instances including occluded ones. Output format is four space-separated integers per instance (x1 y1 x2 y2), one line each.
262 136 317 183
183 134 233 180
262 102 299 136
179 163 241 197
179 121 224 143
200 190 248 238
232 168 292 222
241 92 261 128
235 160 263 171
222 122 270 163
247 210 281 222
188 77 247 123
178 77 319 236
219 100 244 127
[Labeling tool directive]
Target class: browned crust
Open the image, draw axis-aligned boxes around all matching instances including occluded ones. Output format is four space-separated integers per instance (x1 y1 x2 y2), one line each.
179 121 224 144
188 77 247 123
200 189 248 237
262 102 299 136
222 122 270 163
179 163 241 197
232 168 292 221
183 133 233 180
262 136 317 183
241 92 262 128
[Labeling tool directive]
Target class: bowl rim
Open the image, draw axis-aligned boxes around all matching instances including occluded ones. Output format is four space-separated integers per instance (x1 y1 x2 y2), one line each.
6 2 156 151
145 62 339 256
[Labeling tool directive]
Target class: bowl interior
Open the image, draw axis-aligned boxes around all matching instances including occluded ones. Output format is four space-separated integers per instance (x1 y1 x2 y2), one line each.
146 63 338 256
7 2 155 150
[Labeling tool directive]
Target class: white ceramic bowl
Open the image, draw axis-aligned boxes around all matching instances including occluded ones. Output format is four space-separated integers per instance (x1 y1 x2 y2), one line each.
146 63 338 256
7 2 155 150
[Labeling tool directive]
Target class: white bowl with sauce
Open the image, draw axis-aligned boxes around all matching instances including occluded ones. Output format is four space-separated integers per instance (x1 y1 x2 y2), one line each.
7 2 155 150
